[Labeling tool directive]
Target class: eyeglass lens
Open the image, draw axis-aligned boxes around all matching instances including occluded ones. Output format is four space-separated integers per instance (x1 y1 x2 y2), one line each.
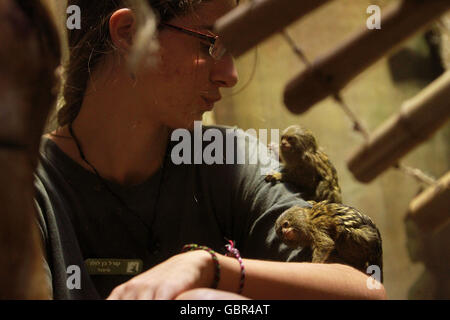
210 37 227 60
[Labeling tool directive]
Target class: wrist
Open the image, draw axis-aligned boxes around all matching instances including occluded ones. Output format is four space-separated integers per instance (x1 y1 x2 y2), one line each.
224 241 245 294
215 254 244 293
179 243 245 295
196 249 218 288
180 244 221 289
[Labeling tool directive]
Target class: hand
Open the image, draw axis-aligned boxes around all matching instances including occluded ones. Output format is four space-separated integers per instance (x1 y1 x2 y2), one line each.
107 250 215 300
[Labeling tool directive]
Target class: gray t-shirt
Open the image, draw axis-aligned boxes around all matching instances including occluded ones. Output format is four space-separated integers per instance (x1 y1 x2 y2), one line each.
34 125 311 300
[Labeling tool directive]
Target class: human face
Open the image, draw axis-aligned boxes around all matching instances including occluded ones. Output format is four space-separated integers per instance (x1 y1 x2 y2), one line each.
135 0 239 130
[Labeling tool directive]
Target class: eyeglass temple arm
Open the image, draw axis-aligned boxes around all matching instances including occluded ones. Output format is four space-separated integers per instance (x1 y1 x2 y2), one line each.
159 22 217 44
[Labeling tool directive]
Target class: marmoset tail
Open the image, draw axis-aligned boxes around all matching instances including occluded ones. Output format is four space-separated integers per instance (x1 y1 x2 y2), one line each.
266 125 342 203
275 201 383 282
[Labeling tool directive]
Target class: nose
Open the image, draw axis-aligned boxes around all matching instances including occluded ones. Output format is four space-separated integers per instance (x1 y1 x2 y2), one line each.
210 53 239 88
281 139 290 148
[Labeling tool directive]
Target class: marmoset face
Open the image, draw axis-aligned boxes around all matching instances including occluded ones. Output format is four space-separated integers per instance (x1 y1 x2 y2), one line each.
275 206 312 248
280 125 318 164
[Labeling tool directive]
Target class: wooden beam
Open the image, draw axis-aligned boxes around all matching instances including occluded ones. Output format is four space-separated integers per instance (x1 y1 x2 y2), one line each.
406 172 450 233
0 0 56 299
347 70 450 183
283 0 450 114
214 0 332 58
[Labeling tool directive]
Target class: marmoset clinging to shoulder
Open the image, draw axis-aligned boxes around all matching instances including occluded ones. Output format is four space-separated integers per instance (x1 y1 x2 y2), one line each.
275 201 383 281
266 125 342 203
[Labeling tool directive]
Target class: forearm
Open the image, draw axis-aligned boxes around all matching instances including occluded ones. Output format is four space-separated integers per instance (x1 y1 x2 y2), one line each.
215 254 386 300
107 250 385 300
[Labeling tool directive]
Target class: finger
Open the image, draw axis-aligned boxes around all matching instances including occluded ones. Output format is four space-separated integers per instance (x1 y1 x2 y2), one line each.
106 286 124 300
137 289 155 300
153 282 182 300
107 283 138 300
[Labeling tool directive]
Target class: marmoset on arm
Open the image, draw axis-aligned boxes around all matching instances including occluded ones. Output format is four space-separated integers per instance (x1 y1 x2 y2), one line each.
275 201 383 281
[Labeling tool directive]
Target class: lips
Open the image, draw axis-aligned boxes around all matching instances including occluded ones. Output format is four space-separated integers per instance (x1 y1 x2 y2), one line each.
202 96 221 110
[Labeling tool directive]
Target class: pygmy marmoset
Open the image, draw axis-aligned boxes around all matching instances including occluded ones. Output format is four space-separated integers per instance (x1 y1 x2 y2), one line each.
266 125 342 203
275 201 383 281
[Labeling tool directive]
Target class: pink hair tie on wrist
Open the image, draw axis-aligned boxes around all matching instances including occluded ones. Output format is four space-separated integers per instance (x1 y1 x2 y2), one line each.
225 240 245 295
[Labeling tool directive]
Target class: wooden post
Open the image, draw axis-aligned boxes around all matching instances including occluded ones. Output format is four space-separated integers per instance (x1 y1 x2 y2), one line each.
406 172 450 233
283 0 450 114
0 150 50 299
347 70 450 183
214 0 332 58
0 0 59 299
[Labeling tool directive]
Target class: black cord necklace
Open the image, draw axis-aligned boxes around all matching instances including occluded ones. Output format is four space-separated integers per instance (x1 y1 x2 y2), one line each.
68 122 167 237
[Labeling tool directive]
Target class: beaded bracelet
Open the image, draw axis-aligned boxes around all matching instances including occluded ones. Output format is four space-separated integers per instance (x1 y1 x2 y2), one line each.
181 244 221 289
224 240 245 294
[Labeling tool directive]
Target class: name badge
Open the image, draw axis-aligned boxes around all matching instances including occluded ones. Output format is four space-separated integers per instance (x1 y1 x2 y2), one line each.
85 258 143 275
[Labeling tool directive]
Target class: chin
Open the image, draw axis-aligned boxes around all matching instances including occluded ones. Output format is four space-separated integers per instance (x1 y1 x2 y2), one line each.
168 116 203 131
187 113 206 130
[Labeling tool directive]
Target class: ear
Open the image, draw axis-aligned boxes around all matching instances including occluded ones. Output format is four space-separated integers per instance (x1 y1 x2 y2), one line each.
109 8 136 52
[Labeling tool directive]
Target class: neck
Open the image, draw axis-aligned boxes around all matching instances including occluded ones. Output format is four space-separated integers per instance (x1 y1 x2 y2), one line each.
57 66 170 187
69 115 169 186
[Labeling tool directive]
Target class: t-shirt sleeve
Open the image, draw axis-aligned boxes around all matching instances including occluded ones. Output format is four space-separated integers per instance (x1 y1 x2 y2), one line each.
225 128 313 262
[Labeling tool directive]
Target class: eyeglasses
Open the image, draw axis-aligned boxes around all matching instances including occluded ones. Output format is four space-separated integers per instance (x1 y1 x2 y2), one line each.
159 22 227 61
